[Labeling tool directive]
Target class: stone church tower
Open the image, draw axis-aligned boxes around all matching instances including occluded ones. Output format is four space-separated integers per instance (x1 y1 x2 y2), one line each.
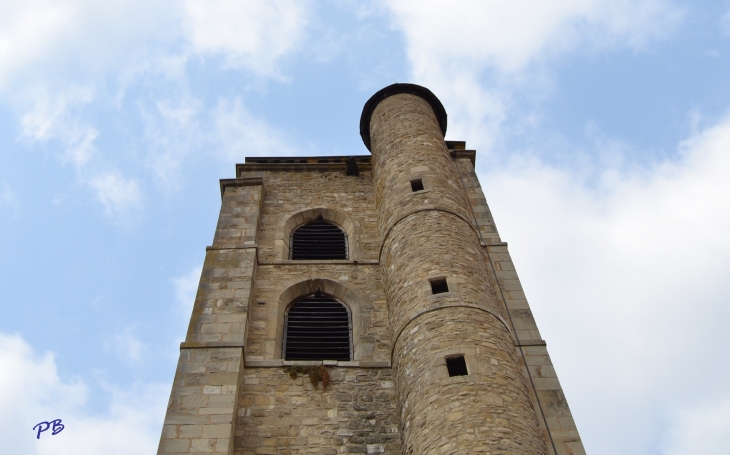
157 84 585 455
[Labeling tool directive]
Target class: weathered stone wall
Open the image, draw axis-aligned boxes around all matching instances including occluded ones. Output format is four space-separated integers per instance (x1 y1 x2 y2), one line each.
159 347 244 455
185 248 256 344
213 181 264 248
238 168 379 263
381 210 501 339
369 94 472 241
228 165 398 453
370 92 548 454
232 167 391 364
393 308 546 454
234 366 401 455
246 264 390 363
454 157 502 246
158 83 586 455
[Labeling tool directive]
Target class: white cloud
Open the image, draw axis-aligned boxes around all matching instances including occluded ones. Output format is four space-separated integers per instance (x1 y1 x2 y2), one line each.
17 87 151 225
479 111 730 453
212 98 300 160
19 85 98 168
382 0 684 151
110 328 146 365
0 0 313 95
143 95 203 190
0 0 75 89
173 265 202 317
88 170 143 224
4 0 313 220
386 0 682 74
0 333 166 455
182 0 309 77
0 0 181 91
0 0 311 93
143 95 303 189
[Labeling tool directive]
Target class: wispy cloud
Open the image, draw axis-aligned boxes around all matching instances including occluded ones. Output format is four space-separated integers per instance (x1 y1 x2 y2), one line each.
0 183 20 218
212 97 301 160
4 0 314 224
17 86 147 225
173 265 202 316
143 95 203 190
88 170 144 225
110 328 147 365
19 85 97 168
382 0 684 151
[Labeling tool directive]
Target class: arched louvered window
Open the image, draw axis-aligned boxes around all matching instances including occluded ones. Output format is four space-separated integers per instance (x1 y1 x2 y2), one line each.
284 293 352 360
290 218 347 260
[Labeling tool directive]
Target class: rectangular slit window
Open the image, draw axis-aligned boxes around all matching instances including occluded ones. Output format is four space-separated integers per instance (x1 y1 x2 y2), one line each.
446 356 468 377
430 278 448 294
410 179 424 192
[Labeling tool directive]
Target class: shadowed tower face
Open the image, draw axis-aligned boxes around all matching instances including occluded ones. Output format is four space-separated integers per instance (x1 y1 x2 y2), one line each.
156 83 585 455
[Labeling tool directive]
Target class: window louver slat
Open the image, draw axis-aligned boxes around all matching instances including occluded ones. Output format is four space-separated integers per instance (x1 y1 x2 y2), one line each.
290 220 347 260
284 295 351 360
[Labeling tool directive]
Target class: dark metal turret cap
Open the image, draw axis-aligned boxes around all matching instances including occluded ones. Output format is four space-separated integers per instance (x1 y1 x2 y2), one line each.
359 83 447 151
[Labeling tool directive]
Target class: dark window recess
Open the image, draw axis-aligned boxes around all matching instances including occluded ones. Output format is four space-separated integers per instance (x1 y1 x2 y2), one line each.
290 219 347 260
430 278 449 294
345 157 360 176
446 356 468 376
410 179 424 192
284 294 351 361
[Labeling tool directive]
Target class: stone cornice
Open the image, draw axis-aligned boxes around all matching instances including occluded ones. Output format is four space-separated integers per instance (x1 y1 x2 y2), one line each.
219 176 263 197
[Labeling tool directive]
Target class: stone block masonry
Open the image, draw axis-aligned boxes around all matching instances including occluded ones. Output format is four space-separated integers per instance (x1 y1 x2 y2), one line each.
158 181 261 455
159 347 243 455
157 83 585 454
234 367 400 454
369 90 548 454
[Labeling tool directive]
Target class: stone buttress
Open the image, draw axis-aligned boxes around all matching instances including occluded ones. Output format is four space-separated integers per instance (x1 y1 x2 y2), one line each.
363 85 548 454
157 178 263 455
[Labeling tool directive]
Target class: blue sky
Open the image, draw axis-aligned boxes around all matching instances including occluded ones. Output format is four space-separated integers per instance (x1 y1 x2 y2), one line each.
1 1 729 453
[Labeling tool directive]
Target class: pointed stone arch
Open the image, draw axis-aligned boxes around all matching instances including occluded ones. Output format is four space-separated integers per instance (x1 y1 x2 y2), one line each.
278 207 360 261
273 278 373 361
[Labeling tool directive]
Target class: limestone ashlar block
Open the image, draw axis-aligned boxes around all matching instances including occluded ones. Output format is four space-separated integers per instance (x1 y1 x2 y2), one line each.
186 249 255 345
157 347 243 455
213 185 263 248
159 438 191 453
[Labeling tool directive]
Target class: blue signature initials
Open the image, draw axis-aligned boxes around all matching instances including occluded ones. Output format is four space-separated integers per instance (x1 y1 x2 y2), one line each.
33 419 65 439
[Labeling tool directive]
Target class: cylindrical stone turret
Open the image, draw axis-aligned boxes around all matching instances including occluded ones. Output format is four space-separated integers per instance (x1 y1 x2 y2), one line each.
361 84 548 454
